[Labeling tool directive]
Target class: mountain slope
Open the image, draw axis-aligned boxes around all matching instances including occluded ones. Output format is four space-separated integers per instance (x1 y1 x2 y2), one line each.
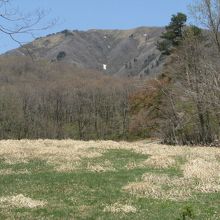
8 27 165 77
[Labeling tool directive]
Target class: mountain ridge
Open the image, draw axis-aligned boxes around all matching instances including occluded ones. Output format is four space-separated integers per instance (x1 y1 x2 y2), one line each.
6 26 165 78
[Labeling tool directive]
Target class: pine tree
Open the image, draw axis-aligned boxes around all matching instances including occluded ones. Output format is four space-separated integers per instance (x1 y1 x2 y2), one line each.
157 12 187 55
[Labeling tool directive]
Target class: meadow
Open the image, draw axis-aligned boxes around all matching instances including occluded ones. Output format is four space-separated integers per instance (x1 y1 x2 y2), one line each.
0 140 220 219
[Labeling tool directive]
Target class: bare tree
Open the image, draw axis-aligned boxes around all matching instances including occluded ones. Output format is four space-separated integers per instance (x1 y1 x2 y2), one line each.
190 0 220 54
158 26 220 145
0 0 56 48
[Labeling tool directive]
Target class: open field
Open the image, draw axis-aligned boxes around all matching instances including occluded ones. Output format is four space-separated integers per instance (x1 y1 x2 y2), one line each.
0 140 220 219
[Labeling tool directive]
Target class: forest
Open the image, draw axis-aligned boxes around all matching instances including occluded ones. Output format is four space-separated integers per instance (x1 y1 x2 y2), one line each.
0 0 219 146
0 56 135 140
131 1 220 146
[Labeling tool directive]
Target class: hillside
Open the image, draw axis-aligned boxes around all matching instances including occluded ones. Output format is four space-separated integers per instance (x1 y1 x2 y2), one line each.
0 27 167 140
7 27 165 77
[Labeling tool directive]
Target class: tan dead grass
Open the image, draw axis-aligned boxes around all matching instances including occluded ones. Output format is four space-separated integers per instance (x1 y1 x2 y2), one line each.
182 158 220 180
104 203 137 214
0 168 30 175
182 158 220 193
87 160 115 172
125 154 176 170
87 164 104 173
124 154 220 201
125 161 138 170
0 194 47 208
123 174 193 201
0 139 220 200
78 205 92 212
55 162 79 172
0 140 106 171
141 155 176 169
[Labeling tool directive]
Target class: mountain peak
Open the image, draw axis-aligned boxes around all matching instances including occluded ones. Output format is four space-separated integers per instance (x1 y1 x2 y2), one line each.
7 27 165 77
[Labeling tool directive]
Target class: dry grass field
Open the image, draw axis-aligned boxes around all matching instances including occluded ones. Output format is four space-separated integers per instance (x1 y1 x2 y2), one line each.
0 140 220 219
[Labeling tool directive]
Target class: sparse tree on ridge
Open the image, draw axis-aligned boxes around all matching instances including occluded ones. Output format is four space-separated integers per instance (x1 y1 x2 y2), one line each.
157 12 187 55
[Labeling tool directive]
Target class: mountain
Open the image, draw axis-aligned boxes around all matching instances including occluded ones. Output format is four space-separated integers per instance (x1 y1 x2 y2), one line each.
7 27 165 78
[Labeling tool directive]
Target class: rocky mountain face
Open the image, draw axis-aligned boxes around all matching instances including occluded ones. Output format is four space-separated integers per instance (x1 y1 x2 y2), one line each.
7 27 165 78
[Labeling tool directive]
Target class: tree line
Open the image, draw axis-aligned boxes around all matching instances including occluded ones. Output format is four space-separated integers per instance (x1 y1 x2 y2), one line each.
0 0 219 145
132 0 220 145
0 56 135 140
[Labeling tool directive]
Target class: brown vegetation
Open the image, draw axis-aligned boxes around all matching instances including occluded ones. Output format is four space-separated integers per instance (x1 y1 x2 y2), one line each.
130 3 220 145
0 194 47 208
104 203 137 214
0 56 136 140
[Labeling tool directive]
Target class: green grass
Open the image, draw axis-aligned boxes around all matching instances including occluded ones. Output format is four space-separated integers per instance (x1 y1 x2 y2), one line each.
0 149 220 219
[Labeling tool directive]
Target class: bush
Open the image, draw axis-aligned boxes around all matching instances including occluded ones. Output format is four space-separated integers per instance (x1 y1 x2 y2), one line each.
57 51 66 61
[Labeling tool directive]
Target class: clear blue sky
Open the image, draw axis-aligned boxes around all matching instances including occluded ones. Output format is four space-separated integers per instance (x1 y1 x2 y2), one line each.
0 0 193 53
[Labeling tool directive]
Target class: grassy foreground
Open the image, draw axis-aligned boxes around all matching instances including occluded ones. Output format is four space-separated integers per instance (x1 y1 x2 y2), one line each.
0 140 220 220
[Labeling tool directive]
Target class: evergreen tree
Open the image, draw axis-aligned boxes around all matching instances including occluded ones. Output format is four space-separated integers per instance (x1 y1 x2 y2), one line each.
157 12 187 55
